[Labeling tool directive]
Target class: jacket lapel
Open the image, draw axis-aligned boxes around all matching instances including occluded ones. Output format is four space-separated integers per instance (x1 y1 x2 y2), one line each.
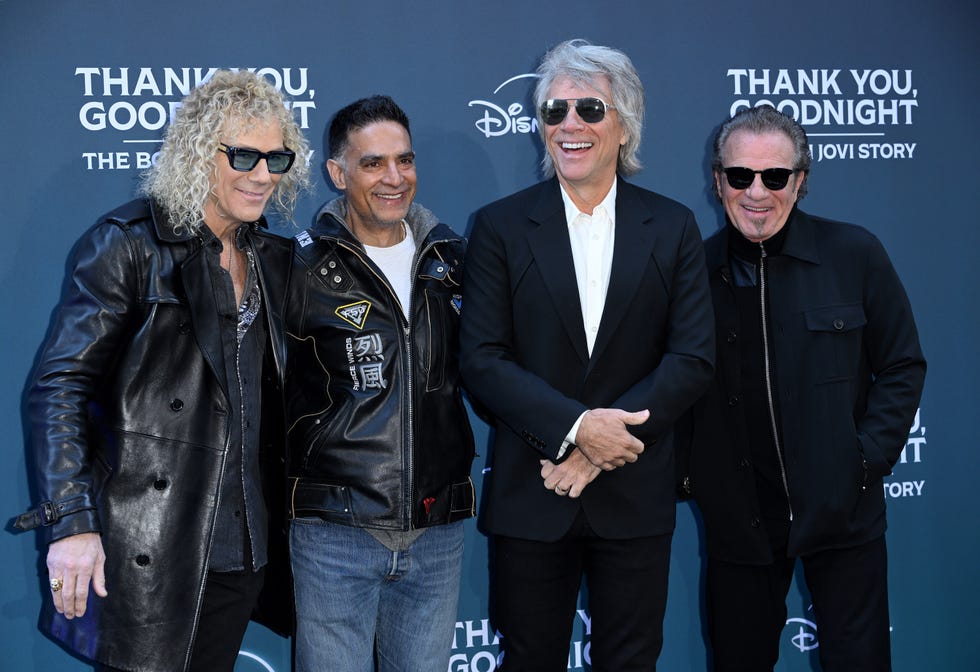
588 181 657 367
180 243 231 399
526 181 590 365
149 200 231 399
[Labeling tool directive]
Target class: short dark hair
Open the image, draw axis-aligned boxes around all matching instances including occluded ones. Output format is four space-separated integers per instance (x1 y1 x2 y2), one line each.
712 104 811 200
326 95 411 164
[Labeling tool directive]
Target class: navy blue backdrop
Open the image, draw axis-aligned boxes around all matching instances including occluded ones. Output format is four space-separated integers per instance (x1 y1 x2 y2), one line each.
2 1 977 670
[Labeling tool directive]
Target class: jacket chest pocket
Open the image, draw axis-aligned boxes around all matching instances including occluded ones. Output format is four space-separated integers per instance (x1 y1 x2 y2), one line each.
417 256 462 392
420 288 462 391
803 303 867 383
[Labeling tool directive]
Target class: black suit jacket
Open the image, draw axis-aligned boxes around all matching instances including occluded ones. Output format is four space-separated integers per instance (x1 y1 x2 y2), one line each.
460 177 714 541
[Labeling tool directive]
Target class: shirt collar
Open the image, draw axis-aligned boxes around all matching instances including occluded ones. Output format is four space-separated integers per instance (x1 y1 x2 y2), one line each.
559 177 618 226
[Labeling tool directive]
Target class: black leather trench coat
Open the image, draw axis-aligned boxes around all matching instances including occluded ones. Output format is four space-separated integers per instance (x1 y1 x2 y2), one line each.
18 198 293 671
682 208 926 563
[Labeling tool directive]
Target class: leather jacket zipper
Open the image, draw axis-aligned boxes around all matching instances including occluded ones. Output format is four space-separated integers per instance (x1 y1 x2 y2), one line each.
334 229 448 529
401 239 443 528
759 243 793 521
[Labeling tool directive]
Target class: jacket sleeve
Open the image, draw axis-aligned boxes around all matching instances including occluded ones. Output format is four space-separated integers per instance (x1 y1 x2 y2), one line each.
855 234 926 479
608 212 715 443
459 208 588 462
24 220 141 543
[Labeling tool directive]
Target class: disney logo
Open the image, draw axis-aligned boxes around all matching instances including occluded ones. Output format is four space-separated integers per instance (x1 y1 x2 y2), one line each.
469 73 539 139
784 617 819 653
236 650 278 672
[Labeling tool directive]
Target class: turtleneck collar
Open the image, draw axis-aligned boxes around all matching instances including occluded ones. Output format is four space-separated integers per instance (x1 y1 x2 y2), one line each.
727 211 793 261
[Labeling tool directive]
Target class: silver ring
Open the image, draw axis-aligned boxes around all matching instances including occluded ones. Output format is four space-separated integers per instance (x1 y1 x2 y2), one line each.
555 486 568 494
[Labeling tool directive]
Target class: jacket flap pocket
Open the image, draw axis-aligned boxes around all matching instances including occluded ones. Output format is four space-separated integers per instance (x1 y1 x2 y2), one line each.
804 303 866 333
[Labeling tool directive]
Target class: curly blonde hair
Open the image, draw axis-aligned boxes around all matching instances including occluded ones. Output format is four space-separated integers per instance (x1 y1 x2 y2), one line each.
141 69 311 235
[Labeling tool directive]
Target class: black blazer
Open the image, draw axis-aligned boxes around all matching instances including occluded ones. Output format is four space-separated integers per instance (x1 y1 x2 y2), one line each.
460 178 714 541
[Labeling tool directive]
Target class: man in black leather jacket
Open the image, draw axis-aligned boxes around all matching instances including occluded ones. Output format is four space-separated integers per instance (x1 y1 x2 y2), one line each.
283 95 475 672
14 71 310 672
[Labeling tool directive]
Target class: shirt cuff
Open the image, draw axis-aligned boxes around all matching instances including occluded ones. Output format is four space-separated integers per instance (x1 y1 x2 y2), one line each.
559 411 589 459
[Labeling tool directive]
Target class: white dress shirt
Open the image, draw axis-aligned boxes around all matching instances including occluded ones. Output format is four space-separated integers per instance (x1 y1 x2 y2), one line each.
559 179 617 454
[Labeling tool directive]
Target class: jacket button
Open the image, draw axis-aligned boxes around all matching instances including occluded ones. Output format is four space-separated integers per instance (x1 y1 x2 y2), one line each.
153 479 168 490
750 517 761 528
169 398 184 412
319 267 329 276
328 260 337 269
726 330 737 343
738 457 751 469
333 275 343 284
728 395 740 406
178 321 191 335
135 554 151 566
833 318 844 330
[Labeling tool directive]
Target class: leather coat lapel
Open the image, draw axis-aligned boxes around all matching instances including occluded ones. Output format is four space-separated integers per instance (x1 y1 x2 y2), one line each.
149 199 231 400
180 246 230 398
527 182 590 365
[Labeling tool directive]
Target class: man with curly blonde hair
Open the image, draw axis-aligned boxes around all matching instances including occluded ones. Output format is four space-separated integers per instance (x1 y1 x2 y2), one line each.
14 69 310 672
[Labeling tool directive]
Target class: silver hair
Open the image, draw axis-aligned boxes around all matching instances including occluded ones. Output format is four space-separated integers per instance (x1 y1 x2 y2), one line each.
534 39 644 178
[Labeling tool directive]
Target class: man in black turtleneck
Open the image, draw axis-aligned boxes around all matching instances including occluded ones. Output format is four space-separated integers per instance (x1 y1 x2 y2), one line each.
680 105 925 672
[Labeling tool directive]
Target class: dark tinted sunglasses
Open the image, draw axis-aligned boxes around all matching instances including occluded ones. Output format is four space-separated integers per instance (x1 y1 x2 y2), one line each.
540 97 616 125
722 166 797 191
217 143 296 174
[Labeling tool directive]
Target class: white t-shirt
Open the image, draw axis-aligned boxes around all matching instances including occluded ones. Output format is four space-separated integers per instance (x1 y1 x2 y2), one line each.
363 223 417 320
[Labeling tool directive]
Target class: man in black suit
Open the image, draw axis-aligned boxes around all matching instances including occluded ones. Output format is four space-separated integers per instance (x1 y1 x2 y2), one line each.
460 39 715 671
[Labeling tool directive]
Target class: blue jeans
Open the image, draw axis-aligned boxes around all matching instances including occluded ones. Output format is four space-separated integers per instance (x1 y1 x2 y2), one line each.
290 518 465 672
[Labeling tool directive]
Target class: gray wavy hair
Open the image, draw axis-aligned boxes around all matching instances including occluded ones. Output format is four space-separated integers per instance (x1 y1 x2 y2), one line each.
141 69 311 234
534 39 645 178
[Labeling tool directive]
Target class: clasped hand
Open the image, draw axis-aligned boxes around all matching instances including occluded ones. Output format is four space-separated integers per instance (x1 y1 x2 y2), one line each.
541 407 649 497
575 407 649 470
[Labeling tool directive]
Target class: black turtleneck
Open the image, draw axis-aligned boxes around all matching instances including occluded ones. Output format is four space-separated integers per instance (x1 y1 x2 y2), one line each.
727 217 790 268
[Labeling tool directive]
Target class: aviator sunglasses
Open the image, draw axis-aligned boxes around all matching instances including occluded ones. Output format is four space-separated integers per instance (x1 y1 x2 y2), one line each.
217 143 296 174
540 97 616 125
722 166 797 191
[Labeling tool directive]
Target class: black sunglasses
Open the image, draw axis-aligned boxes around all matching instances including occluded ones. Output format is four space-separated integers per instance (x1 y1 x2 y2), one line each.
540 97 616 125
217 143 296 174
722 166 797 191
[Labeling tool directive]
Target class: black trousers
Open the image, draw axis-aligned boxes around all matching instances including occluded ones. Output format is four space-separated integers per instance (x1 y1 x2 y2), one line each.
97 564 266 672
706 534 891 672
491 510 672 672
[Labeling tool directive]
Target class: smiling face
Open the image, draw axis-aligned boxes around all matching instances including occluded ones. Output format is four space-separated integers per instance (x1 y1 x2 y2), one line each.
327 120 417 245
715 129 804 243
542 75 626 210
205 119 284 236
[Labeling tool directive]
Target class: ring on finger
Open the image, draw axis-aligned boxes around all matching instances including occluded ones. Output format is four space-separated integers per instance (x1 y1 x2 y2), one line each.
49 577 64 592
555 486 568 494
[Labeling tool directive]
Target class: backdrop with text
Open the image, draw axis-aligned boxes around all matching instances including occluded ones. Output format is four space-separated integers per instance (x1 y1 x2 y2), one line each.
1 1 976 670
